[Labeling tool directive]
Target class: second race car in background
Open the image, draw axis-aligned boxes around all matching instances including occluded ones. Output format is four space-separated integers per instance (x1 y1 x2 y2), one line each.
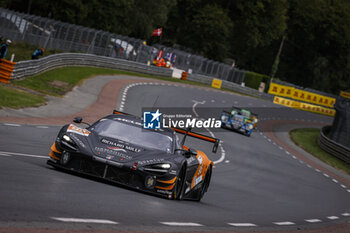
220 106 258 136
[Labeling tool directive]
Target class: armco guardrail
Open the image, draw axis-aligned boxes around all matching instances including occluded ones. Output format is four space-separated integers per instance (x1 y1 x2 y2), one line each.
12 53 172 79
11 53 273 100
318 126 350 164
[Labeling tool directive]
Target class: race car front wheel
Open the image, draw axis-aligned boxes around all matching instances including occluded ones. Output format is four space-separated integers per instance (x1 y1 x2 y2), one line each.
173 165 187 200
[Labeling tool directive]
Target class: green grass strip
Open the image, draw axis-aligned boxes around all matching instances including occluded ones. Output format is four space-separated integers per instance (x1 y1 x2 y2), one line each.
12 66 213 97
290 128 350 175
0 85 46 109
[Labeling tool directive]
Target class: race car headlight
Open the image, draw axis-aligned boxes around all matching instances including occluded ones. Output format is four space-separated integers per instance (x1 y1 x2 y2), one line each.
143 163 172 174
152 163 171 169
221 115 228 122
61 134 77 150
63 135 72 142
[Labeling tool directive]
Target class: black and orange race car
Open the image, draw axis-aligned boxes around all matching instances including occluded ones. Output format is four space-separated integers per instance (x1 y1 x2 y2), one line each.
47 110 219 201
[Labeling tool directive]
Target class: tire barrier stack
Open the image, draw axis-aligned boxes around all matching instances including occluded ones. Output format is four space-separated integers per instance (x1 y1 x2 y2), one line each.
318 125 350 165
0 59 16 83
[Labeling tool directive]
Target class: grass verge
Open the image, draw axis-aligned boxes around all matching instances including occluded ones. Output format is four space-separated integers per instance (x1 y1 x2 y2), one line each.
0 85 46 109
290 128 350 175
12 66 216 97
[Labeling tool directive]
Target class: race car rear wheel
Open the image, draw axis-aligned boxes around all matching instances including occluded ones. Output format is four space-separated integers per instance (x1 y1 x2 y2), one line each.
196 166 212 202
173 165 186 200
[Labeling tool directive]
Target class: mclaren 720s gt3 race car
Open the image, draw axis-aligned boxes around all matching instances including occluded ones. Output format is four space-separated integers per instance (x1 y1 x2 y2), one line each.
47 110 220 201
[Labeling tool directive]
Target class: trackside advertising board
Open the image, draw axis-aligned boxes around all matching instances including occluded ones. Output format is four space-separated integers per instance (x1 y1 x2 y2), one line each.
211 78 222 89
340 91 350 99
268 82 335 108
273 96 335 117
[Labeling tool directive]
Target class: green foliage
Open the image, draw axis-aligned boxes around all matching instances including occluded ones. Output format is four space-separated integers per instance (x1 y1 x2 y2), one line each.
12 67 128 96
0 85 45 109
290 128 350 174
244 72 270 91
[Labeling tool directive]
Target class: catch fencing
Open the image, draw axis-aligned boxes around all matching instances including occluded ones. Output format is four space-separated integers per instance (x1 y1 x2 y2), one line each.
0 7 246 84
10 52 272 100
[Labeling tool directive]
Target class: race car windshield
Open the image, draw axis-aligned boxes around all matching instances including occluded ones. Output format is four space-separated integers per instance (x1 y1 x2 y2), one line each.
92 119 173 153
240 110 251 117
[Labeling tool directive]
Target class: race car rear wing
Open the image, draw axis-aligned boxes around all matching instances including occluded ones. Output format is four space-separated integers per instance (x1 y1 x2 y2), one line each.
172 127 219 153
112 109 220 153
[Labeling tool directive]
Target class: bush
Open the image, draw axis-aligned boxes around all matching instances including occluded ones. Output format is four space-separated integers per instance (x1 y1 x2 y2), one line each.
244 72 271 91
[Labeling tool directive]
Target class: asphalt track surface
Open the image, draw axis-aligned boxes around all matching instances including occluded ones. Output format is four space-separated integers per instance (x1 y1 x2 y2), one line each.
0 75 349 232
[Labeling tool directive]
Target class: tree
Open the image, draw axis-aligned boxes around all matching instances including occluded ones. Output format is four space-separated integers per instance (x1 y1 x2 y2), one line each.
186 4 233 60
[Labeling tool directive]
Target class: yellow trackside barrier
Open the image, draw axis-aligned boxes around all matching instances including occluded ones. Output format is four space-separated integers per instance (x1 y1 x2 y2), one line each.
269 82 336 108
268 82 294 98
273 96 335 117
340 91 350 99
273 96 298 108
211 78 222 89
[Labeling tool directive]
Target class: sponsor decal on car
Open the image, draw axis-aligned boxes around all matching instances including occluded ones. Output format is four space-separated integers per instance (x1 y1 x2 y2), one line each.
94 147 132 160
138 158 165 165
101 138 141 153
113 117 143 126
156 189 172 195
67 124 90 136
193 175 203 186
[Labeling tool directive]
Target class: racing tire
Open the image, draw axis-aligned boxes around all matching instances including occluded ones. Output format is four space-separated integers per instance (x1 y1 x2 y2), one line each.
245 131 251 137
173 165 187 200
195 166 212 202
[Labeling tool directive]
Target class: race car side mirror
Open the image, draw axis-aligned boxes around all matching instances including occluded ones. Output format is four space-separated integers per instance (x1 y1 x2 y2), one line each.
73 117 83 123
185 148 197 158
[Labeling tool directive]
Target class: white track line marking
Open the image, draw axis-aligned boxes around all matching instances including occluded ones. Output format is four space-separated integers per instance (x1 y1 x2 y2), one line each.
323 173 330 178
327 216 339 220
51 217 118 224
0 151 47 159
273 221 295 226
340 184 347 189
160 222 203 226
332 179 338 183
305 219 322 223
36 126 49 129
4 123 20 127
228 223 257 227
341 213 350 216
0 153 12 157
192 100 225 165
347 189 350 193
